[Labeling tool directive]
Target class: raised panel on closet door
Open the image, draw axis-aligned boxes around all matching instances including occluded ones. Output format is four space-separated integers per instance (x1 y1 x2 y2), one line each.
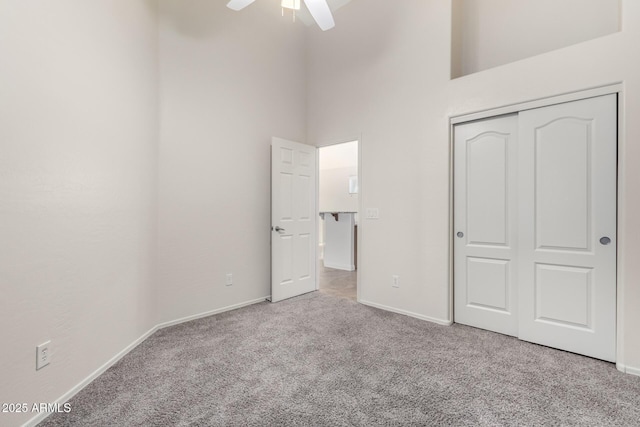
454 114 519 337
517 95 617 362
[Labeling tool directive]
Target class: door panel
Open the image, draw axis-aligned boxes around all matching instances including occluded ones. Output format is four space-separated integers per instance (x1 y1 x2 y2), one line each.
467 133 509 246
279 172 294 220
295 233 311 280
535 263 592 329
466 257 510 312
535 118 591 251
454 115 519 337
518 95 617 362
296 173 311 220
271 137 317 302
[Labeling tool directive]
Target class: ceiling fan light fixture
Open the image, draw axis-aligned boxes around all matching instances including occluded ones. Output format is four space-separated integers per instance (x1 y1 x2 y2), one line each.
281 0 301 22
227 0 335 31
281 0 301 11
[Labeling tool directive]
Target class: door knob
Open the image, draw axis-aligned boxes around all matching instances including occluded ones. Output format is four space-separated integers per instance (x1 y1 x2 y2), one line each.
457 232 464 238
274 226 286 232
599 236 611 245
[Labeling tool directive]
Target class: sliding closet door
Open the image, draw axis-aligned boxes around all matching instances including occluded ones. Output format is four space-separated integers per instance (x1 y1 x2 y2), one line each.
454 115 519 337
517 95 617 362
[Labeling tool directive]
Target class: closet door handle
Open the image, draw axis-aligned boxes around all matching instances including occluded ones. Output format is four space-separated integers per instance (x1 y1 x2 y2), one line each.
599 236 611 245
274 226 286 232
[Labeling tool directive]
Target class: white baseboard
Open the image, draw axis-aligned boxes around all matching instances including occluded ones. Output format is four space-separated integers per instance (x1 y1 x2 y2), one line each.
22 325 158 427
23 296 269 427
617 363 640 377
626 366 640 376
323 262 355 271
156 296 269 329
359 299 452 326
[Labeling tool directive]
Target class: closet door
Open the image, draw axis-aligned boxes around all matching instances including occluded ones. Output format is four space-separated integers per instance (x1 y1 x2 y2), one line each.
454 115 519 337
517 95 617 362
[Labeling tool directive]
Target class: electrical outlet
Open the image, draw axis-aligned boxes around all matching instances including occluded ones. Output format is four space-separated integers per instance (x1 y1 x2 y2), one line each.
392 275 400 288
36 341 51 370
226 273 233 286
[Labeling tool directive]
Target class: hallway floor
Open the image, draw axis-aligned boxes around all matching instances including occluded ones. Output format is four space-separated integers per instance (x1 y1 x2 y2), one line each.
318 262 356 300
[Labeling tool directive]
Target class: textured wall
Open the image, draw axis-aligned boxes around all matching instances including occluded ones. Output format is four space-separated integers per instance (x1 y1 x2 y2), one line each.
156 0 307 322
319 167 358 213
319 141 359 213
451 0 621 77
308 0 453 323
0 1 159 425
307 0 640 371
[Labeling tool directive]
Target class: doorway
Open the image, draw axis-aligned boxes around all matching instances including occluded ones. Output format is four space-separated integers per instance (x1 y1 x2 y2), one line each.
318 140 359 300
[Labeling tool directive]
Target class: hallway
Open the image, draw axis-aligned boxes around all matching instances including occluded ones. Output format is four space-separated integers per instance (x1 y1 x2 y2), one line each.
318 264 356 300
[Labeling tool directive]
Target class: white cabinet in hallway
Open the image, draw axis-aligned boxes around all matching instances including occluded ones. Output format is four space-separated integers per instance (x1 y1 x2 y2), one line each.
322 212 356 271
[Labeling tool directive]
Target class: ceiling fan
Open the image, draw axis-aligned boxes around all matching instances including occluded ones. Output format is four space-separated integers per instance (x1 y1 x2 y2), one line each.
227 0 336 31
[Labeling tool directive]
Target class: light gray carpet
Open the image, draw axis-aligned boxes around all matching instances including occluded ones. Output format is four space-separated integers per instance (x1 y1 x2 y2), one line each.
319 263 356 300
41 291 640 426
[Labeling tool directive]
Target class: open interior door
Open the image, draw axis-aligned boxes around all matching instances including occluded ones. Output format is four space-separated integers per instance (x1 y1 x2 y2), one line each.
271 137 317 302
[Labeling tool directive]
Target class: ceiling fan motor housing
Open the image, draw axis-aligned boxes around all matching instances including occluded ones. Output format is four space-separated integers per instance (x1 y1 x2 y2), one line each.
282 0 302 11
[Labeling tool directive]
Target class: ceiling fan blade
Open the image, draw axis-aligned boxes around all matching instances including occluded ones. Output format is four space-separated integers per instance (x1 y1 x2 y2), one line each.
303 0 335 31
227 0 256 11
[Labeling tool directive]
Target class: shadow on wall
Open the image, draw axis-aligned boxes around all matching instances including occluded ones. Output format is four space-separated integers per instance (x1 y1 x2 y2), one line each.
312 0 404 71
157 0 240 38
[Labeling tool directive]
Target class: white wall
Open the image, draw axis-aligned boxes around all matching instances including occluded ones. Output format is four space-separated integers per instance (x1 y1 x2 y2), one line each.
319 167 358 212
0 1 159 426
319 140 358 169
451 0 621 77
319 141 358 213
307 0 640 371
156 0 307 322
